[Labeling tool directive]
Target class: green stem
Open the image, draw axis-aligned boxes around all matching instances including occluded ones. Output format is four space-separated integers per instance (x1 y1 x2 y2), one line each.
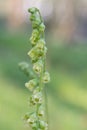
36 59 44 129
36 104 40 129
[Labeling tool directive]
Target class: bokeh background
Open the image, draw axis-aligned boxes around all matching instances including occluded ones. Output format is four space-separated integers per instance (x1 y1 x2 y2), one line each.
1 0 87 130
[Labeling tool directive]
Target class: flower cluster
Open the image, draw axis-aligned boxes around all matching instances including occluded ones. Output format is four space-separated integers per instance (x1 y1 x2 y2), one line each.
24 7 50 130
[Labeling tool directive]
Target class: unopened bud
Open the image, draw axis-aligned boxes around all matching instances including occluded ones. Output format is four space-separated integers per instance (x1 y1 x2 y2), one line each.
42 72 50 83
28 7 38 14
27 113 36 125
39 121 48 129
30 29 40 45
33 92 43 104
25 79 38 91
33 60 43 74
39 23 45 32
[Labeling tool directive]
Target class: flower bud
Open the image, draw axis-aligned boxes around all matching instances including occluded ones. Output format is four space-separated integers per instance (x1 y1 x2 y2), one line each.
28 7 38 14
32 123 37 129
30 96 36 105
24 113 30 121
38 105 44 117
33 92 43 104
27 113 36 125
33 60 43 74
28 48 38 62
33 87 40 94
32 19 41 29
30 14 36 21
39 23 45 32
30 29 40 45
39 121 48 129
42 72 50 83
28 48 35 58
25 79 38 91
37 43 44 50
38 39 46 45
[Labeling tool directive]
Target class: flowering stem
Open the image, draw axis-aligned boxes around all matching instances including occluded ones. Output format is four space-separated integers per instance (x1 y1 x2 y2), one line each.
21 7 51 130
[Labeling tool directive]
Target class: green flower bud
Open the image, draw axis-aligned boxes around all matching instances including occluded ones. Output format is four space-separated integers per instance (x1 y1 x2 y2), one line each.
28 7 38 14
38 111 44 117
32 19 41 29
25 79 38 91
27 113 36 125
39 121 48 129
38 39 46 45
32 122 37 129
33 60 43 74
33 92 43 104
36 41 44 50
30 92 43 105
30 96 36 105
42 72 50 83
39 23 45 32
24 113 30 121
30 14 36 21
28 48 35 58
38 105 44 117
33 87 40 94
30 29 40 45
28 48 38 61
35 39 47 57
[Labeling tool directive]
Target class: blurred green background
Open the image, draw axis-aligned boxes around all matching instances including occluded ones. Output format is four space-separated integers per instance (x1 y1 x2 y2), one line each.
1 0 87 130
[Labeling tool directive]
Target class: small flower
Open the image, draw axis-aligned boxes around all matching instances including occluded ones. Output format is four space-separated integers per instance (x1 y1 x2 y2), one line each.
32 19 41 29
39 120 48 130
39 23 45 32
33 92 43 104
28 48 36 58
24 113 30 121
28 7 38 14
27 113 37 125
36 42 44 50
42 72 50 83
32 122 37 129
38 39 46 45
25 79 38 91
38 109 44 117
30 96 36 105
30 13 36 21
33 60 43 74
33 87 40 94
28 48 38 62
30 92 43 105
30 29 40 45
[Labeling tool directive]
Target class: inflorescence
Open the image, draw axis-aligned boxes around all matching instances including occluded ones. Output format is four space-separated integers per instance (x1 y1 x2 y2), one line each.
19 7 50 130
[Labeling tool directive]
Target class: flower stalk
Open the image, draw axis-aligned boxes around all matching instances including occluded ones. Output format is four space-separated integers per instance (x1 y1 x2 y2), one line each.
19 7 50 130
